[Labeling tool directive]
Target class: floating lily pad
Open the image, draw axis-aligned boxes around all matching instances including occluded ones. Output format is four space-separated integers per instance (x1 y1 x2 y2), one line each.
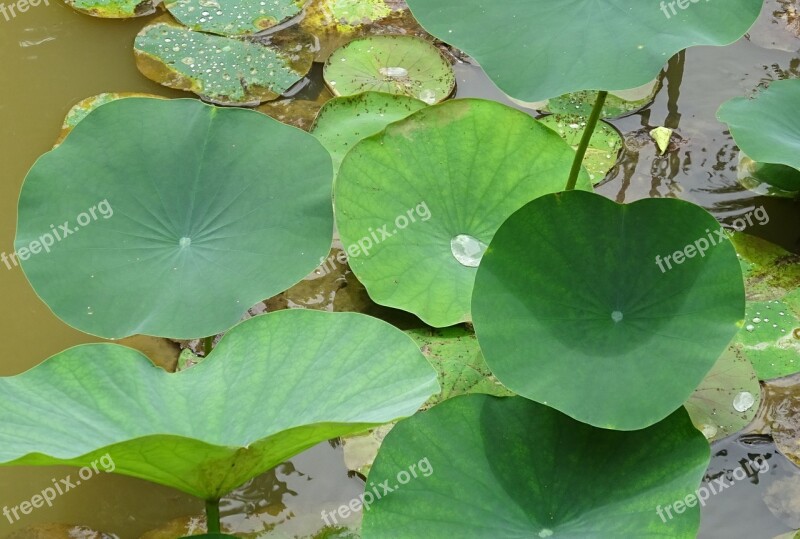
312 92 427 174
718 80 800 192
56 93 165 147
362 394 709 538
538 114 623 184
65 0 158 18
135 22 312 105
730 233 800 379
164 0 303 36
334 99 591 328
737 153 800 197
405 0 762 101
684 345 761 442
407 327 513 408
323 36 455 104
15 97 333 340
734 299 800 380
0 310 439 499
303 0 392 37
472 190 745 430
542 80 661 118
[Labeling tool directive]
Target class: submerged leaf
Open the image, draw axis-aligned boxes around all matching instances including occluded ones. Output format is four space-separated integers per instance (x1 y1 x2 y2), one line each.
542 80 661 118
363 395 709 538
0 310 439 499
334 98 591 327
134 22 312 105
539 113 623 184
323 35 454 104
16 97 333 339
472 191 745 430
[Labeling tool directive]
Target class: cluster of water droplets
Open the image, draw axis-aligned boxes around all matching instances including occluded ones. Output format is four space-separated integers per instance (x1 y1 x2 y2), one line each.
136 23 299 102
168 0 299 35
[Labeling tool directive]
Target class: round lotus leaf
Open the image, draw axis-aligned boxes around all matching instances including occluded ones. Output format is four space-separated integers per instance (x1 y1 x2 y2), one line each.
323 35 455 104
311 92 427 174
0 310 439 499
15 97 333 340
718 80 800 186
472 190 745 430
538 113 623 184
135 22 312 106
65 0 157 17
334 98 592 327
684 345 761 442
362 394 710 538
405 0 762 102
164 0 303 36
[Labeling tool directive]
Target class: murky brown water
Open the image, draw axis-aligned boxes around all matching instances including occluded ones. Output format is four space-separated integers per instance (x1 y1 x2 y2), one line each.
0 0 799 536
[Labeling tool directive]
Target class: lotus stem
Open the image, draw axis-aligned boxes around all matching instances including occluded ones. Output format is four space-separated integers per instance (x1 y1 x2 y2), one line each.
565 90 609 191
203 336 214 356
206 498 221 532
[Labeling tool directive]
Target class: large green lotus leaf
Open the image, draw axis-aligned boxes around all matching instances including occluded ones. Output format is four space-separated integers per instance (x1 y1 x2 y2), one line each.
538 114 623 184
0 310 439 499
311 92 427 174
334 98 591 328
404 0 762 102
135 22 312 105
362 394 709 538
15 97 333 340
406 327 513 409
718 80 800 187
65 0 156 17
472 190 745 430
164 0 303 36
684 344 761 442
323 36 455 104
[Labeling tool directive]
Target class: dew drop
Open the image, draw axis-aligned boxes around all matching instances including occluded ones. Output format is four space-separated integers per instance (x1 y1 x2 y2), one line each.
419 89 437 104
732 391 755 413
450 234 487 268
538 530 553 538
179 236 192 248
379 66 408 78
745 324 755 332
700 424 718 439
753 317 762 323
611 310 623 323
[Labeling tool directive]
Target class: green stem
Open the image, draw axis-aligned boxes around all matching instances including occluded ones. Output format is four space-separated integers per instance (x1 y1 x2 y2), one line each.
206 498 221 533
565 90 609 191
203 336 214 356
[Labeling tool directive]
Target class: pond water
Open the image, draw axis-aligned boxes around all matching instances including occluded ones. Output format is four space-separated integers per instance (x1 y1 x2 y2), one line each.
0 0 798 537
